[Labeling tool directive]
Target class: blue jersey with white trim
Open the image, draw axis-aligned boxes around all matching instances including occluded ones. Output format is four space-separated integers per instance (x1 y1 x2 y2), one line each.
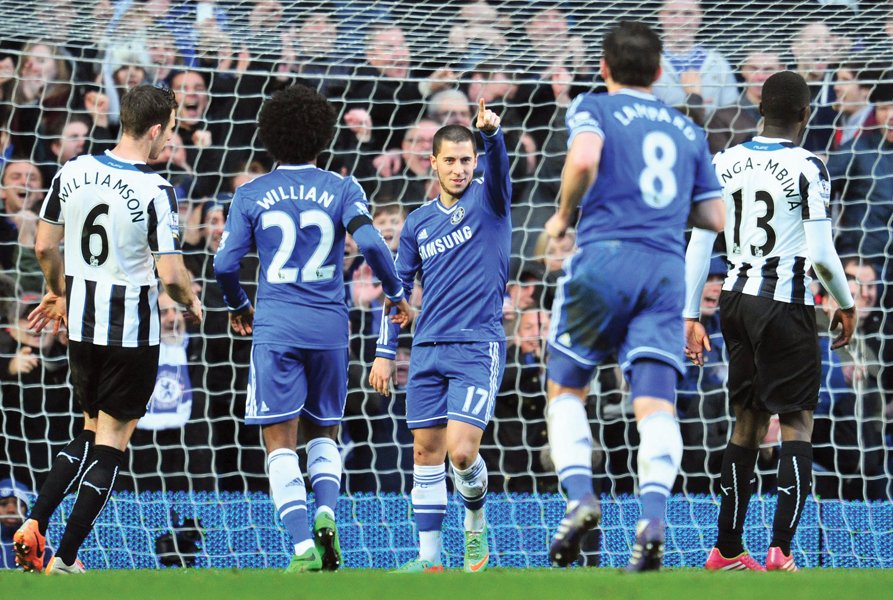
215 165 397 349
376 129 511 356
568 90 721 257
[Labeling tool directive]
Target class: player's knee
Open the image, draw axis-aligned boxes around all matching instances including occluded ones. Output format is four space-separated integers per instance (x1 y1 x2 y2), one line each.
447 444 478 471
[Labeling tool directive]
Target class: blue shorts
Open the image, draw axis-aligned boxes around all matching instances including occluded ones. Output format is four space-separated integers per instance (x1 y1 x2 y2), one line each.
245 344 348 426
547 242 686 389
406 341 506 431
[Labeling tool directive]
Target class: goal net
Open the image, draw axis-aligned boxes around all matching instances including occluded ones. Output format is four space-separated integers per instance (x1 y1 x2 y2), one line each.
0 0 891 569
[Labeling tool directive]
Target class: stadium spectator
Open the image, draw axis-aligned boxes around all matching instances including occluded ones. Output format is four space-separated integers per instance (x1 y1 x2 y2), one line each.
0 159 43 292
705 51 783 154
8 42 75 160
35 114 99 186
445 0 510 72
344 24 454 153
169 69 233 198
827 74 893 269
829 58 882 150
654 0 739 116
276 5 350 97
373 119 439 210
790 21 851 154
521 5 591 106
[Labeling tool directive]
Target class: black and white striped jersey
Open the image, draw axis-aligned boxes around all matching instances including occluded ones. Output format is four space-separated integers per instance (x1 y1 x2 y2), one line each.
40 151 180 347
713 136 830 305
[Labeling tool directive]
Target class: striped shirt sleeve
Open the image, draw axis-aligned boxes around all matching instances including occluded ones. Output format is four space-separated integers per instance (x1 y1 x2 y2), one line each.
148 185 181 253
40 172 65 224
801 155 831 221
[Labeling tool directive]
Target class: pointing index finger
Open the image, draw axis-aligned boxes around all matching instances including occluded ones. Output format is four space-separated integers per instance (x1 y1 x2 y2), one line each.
479 97 485 114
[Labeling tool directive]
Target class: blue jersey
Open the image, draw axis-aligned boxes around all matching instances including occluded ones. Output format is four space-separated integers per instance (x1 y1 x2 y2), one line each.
376 129 511 356
215 165 402 349
567 89 721 257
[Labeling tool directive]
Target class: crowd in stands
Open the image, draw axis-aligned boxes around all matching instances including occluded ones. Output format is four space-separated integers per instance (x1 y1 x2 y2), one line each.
1 0 892 503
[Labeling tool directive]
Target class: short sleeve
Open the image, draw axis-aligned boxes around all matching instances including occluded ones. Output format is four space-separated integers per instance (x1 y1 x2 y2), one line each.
566 94 605 147
801 155 831 220
40 172 64 224
341 175 373 230
148 185 180 253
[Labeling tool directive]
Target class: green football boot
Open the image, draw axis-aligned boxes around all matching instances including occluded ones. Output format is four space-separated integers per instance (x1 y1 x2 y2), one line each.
390 557 445 573
464 525 490 573
285 546 323 573
313 512 342 571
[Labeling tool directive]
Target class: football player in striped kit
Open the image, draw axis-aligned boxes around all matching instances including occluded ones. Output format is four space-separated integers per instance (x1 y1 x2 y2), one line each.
15 85 202 574
686 71 857 572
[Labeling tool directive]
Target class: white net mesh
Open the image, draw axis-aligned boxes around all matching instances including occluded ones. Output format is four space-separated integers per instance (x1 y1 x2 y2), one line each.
1 0 892 569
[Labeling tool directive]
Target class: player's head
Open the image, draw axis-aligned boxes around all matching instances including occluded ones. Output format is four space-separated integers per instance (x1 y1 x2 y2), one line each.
119 84 178 160
759 71 811 131
601 21 662 88
258 84 336 165
430 125 477 199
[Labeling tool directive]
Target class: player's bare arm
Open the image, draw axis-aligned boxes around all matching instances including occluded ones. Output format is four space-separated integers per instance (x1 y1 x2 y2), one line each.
688 197 725 232
547 131 603 238
32 219 67 334
156 254 203 323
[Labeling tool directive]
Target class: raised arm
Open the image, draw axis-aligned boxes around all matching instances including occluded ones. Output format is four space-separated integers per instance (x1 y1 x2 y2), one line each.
477 98 511 217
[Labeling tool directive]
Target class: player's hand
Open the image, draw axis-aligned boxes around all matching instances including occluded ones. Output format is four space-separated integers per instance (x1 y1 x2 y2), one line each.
684 318 711 366
830 306 857 350
183 296 203 324
229 304 254 336
475 98 500 134
369 357 394 397
544 212 569 239
28 292 67 336
385 297 413 328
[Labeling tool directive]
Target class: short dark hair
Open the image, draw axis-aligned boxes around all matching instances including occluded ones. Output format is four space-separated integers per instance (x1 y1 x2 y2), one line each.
602 21 662 87
432 125 475 156
258 85 336 164
119 85 177 138
760 71 810 123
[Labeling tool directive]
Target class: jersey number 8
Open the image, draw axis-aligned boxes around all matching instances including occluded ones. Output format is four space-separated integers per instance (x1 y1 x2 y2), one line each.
639 131 678 209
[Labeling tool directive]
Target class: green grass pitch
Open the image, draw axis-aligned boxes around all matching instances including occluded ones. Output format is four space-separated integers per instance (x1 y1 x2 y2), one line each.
3 568 893 600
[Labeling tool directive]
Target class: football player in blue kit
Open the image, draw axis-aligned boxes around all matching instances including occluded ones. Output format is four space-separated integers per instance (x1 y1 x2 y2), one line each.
369 99 510 573
215 85 410 572
542 21 725 571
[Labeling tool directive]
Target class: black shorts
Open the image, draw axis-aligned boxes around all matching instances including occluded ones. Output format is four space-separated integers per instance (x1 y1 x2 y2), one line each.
68 340 160 420
719 290 820 415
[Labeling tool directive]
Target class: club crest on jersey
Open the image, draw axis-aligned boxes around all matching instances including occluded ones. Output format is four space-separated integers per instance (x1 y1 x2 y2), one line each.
450 206 466 225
